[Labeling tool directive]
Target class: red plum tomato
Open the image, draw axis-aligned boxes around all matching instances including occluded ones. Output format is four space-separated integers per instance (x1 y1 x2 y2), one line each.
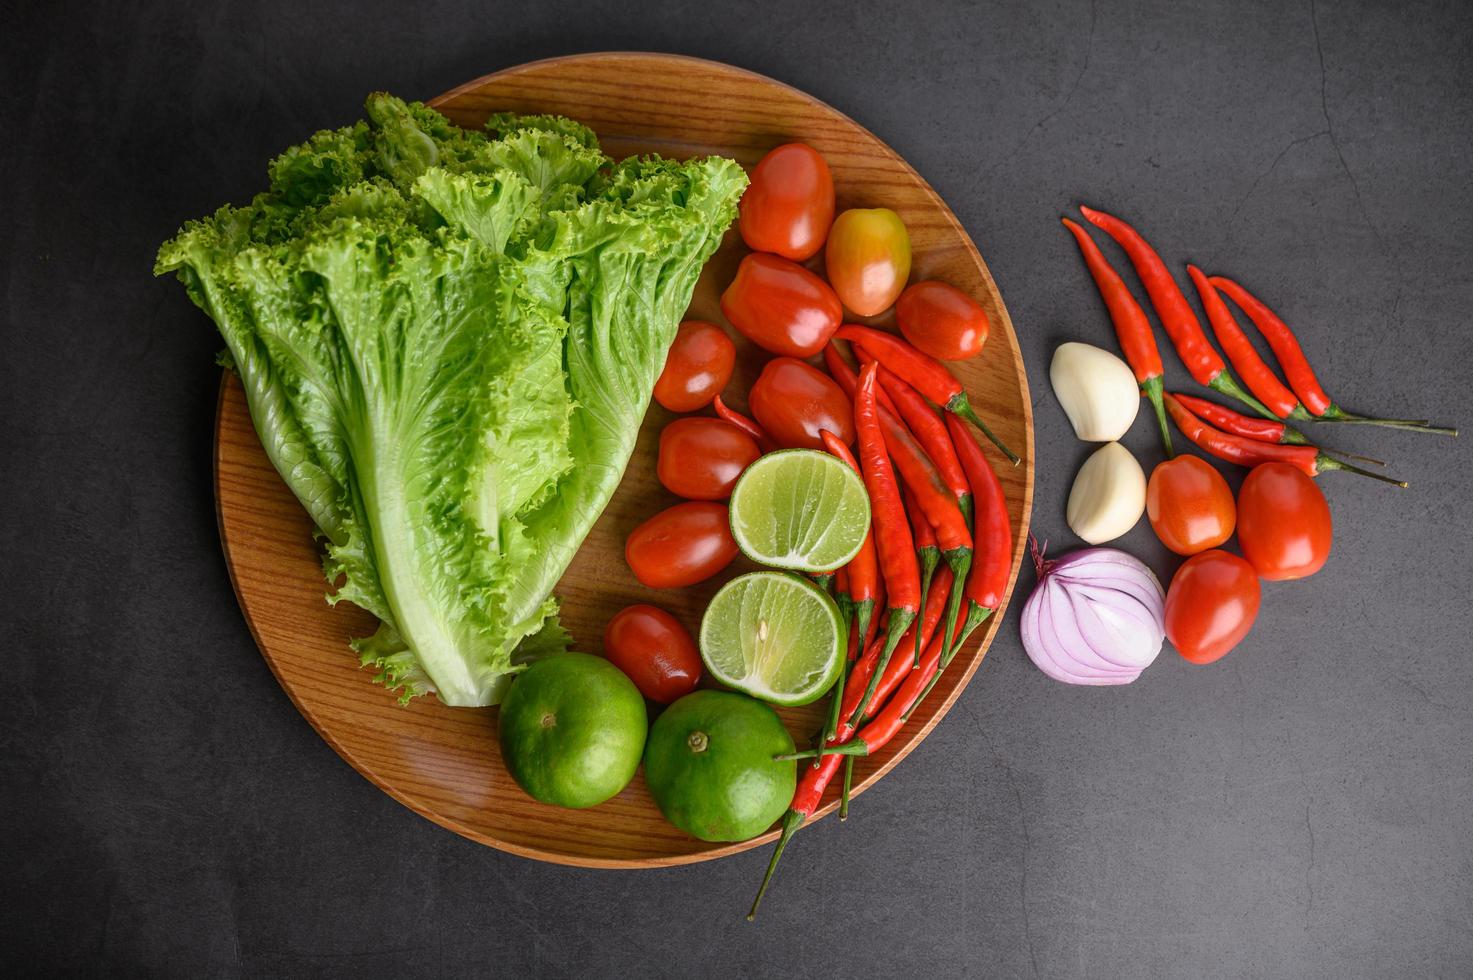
656 418 761 500
720 253 842 358
1164 550 1262 665
625 502 738 589
749 357 855 451
738 143 835 260
895 280 990 361
603 605 702 703
1146 455 1237 556
653 321 736 413
1237 462 1332 581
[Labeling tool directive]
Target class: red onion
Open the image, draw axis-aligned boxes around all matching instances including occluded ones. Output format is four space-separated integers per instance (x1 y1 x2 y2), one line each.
1019 538 1164 685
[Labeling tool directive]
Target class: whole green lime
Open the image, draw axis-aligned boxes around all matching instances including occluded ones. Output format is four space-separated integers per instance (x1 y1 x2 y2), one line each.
643 690 796 842
498 653 647 809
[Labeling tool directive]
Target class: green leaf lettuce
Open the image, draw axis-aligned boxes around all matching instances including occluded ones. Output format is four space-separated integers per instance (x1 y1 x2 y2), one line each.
157 94 745 706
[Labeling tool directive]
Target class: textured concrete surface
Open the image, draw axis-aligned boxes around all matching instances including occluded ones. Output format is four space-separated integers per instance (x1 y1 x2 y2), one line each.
4 0 1471 976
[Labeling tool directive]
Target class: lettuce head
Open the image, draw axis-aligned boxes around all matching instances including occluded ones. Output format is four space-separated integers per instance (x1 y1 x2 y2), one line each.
157 94 745 706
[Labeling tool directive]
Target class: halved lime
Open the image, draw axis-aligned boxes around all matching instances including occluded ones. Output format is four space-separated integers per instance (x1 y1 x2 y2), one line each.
728 449 871 573
699 571 846 707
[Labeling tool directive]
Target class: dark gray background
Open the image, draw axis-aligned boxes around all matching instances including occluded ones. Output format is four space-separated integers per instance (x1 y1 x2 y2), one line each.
4 0 1470 976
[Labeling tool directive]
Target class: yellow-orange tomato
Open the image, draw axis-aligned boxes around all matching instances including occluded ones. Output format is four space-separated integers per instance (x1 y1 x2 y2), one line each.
1146 455 1236 555
824 208 912 316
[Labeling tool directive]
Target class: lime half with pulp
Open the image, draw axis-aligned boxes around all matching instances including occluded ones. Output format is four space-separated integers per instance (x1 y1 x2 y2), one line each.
728 448 871 573
699 571 846 706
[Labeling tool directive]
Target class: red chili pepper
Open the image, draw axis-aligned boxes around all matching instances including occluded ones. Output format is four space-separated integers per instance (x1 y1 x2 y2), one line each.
850 364 920 725
818 429 879 769
823 341 898 415
1078 206 1277 421
819 430 879 625
834 348 971 554
878 412 971 660
861 351 973 525
1186 266 1305 419
938 413 1010 683
1210 275 1457 436
859 565 951 722
1171 393 1308 446
1060 217 1173 457
901 485 939 668
787 628 948 764
1171 393 1385 467
750 623 954 918
1165 394 1405 487
712 394 776 452
836 325 1020 465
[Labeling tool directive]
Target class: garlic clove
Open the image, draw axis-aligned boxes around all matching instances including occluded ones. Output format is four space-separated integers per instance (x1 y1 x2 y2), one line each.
1067 441 1146 544
1049 342 1140 442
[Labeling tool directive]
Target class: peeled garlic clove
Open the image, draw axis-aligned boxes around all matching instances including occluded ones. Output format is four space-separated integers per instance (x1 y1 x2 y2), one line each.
1067 442 1146 544
1050 342 1140 442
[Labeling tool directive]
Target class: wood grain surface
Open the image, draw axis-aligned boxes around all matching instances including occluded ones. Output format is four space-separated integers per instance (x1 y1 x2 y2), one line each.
213 52 1034 867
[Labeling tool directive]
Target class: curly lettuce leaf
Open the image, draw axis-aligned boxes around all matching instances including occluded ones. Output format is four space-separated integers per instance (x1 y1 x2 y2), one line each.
157 95 745 706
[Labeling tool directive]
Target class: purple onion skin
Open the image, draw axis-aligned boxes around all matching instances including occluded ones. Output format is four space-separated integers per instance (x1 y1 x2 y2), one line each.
1019 543 1164 686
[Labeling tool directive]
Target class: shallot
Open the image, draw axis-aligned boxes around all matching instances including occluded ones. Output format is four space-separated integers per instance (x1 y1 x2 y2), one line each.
1019 539 1165 685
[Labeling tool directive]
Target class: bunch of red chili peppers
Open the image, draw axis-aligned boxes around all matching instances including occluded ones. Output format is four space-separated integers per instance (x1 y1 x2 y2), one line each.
724 329 1014 920
1063 206 1455 482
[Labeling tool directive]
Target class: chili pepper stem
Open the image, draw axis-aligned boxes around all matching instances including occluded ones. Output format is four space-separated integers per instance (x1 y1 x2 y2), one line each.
852 603 873 663
1319 455 1408 488
903 605 995 722
914 550 938 668
1287 403 1313 422
748 809 805 921
1141 376 1174 458
818 640 851 770
1208 370 1278 422
940 549 971 658
1319 446 1387 467
839 758 854 820
848 610 915 729
949 395 1020 465
1315 403 1457 436
778 741 869 761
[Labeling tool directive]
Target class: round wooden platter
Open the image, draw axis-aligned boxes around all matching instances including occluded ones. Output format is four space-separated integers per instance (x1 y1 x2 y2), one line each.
214 53 1035 868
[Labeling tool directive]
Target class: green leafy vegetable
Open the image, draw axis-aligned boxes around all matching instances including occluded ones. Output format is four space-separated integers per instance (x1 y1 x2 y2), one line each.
157 93 745 706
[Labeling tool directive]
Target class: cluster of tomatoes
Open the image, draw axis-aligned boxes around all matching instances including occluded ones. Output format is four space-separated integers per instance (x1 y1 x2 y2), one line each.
1147 455 1333 664
608 142 992 705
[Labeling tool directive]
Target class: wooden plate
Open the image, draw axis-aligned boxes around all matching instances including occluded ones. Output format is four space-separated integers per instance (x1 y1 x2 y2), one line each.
214 53 1034 867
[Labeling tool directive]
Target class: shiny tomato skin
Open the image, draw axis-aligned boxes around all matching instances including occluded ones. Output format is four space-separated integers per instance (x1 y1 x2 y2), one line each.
749 357 855 451
625 502 738 589
654 321 736 412
1146 455 1237 556
738 143 835 260
656 418 761 500
824 208 912 316
895 280 990 361
1164 550 1262 665
603 604 702 703
720 253 843 358
1237 462 1333 580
